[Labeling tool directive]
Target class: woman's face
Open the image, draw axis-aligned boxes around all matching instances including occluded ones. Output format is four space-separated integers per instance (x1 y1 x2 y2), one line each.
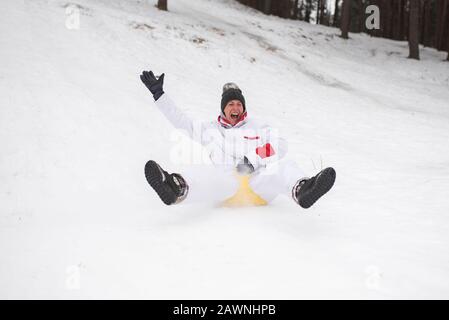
223 100 244 125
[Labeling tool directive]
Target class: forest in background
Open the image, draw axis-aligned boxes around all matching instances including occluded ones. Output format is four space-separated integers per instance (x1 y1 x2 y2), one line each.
225 0 449 60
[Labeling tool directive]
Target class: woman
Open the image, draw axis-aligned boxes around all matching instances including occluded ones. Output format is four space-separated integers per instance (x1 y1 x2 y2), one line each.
140 70 336 209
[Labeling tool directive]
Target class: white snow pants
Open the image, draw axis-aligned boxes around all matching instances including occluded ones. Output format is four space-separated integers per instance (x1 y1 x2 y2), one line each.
178 158 307 204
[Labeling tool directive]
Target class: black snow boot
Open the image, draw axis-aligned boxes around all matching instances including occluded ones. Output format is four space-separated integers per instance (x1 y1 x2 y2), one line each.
144 160 189 205
292 167 336 209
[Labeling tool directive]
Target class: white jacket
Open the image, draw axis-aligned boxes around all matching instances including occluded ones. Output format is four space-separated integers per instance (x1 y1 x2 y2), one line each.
155 93 288 170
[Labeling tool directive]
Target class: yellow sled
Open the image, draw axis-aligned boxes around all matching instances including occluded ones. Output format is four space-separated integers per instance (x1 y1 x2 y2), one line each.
221 174 268 207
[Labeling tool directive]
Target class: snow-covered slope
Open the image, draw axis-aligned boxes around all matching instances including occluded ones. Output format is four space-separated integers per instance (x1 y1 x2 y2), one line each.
1 0 449 299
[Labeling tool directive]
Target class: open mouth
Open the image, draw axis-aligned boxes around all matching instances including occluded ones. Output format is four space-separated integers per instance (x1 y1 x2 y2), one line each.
230 112 240 120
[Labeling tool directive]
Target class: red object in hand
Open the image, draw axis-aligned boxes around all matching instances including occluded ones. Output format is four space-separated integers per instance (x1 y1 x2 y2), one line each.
256 143 275 159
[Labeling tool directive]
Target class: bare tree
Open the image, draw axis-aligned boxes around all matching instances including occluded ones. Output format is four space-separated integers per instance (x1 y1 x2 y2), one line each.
435 0 444 50
383 0 393 38
401 0 409 41
305 0 312 22
262 0 272 14
316 0 327 25
355 0 365 33
439 0 449 50
317 0 322 24
333 0 340 27
341 0 351 39
392 0 404 40
293 0 299 19
446 33 449 61
408 0 420 60
445 1 449 60
421 0 432 47
319 0 327 25
157 0 167 11
297 0 305 20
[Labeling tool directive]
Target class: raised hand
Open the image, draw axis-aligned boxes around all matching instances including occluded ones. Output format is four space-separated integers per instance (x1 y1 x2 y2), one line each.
140 70 165 101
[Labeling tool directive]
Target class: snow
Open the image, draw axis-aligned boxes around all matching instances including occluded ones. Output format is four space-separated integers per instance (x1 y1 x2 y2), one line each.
1 0 449 299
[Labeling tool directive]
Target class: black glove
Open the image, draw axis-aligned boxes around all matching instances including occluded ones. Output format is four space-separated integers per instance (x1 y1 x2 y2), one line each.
236 156 255 175
140 70 165 101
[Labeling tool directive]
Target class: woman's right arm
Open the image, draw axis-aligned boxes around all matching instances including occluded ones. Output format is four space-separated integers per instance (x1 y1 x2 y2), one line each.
154 93 197 139
140 70 199 140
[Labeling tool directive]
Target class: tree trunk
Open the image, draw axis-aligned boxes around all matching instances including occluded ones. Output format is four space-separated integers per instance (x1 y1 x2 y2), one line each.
298 0 305 20
393 0 404 40
317 0 321 24
402 0 409 41
446 23 449 61
293 0 299 19
389 0 396 39
389 0 398 39
445 2 449 55
356 0 364 33
422 0 432 47
419 0 425 44
435 0 443 50
333 0 340 27
284 0 291 18
319 0 326 25
157 0 167 11
305 0 312 22
409 0 420 60
383 0 393 38
261 0 272 14
341 0 351 39
439 1 448 50
443 0 449 60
